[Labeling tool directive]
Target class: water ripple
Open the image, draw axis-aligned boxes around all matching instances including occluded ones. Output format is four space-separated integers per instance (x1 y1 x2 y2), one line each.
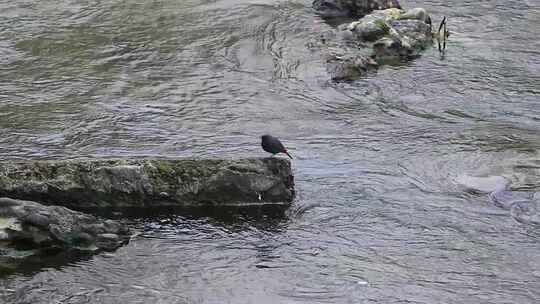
1 0 540 303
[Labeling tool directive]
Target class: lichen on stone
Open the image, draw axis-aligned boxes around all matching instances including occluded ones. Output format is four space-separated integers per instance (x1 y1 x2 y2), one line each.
372 18 389 29
319 5 434 80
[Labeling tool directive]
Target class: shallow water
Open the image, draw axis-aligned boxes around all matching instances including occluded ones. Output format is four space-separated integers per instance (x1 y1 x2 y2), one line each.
1 0 540 303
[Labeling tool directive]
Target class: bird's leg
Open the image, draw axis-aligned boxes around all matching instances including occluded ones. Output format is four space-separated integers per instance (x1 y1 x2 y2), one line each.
443 19 448 51
437 17 447 54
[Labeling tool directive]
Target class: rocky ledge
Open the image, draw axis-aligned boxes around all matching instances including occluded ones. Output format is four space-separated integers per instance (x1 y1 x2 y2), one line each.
312 0 435 81
0 158 295 208
0 197 130 251
0 197 131 273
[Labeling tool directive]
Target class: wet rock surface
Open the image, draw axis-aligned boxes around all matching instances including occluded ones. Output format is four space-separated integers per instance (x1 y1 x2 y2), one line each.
0 197 131 252
0 158 295 208
313 0 401 18
455 175 510 194
0 157 294 273
315 7 433 80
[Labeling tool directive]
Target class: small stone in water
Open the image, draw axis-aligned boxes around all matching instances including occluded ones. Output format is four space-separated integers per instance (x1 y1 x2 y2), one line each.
99 233 119 240
455 175 510 193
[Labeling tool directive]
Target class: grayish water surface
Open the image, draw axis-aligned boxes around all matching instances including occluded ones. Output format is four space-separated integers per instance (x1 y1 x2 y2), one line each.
1 0 540 302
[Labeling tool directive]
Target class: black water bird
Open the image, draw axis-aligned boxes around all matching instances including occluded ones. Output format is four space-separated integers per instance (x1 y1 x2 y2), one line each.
261 135 293 159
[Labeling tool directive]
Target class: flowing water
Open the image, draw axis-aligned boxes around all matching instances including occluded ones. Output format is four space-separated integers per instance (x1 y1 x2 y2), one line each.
1 0 540 302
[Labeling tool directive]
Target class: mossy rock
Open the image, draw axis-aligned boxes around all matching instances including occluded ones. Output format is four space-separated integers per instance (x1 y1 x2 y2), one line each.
0 158 295 208
352 19 390 41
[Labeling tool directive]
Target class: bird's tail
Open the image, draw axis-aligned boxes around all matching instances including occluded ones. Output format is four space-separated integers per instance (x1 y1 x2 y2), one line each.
284 150 293 159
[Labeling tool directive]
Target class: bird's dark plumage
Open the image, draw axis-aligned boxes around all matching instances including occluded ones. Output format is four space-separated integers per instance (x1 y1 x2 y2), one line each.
261 134 292 159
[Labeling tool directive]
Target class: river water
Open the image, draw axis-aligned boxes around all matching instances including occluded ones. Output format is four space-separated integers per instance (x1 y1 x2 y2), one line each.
1 0 540 303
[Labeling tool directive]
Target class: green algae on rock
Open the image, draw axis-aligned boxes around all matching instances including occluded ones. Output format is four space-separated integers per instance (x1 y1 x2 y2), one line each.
316 7 434 80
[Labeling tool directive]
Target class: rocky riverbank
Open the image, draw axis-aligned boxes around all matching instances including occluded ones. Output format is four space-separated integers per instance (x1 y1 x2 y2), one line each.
0 157 295 273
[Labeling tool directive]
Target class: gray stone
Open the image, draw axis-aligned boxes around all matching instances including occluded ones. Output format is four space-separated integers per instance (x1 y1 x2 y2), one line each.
352 19 389 41
319 7 433 80
0 197 131 251
0 158 295 208
313 0 401 18
398 7 431 24
96 233 122 250
455 175 510 194
325 52 378 80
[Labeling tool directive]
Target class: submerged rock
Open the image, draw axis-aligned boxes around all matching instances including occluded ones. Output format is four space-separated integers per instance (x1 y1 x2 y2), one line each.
455 175 510 194
489 190 534 209
0 197 130 251
489 190 540 225
325 51 378 80
317 7 433 80
0 158 295 208
313 0 401 18
510 197 540 226
456 174 540 226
